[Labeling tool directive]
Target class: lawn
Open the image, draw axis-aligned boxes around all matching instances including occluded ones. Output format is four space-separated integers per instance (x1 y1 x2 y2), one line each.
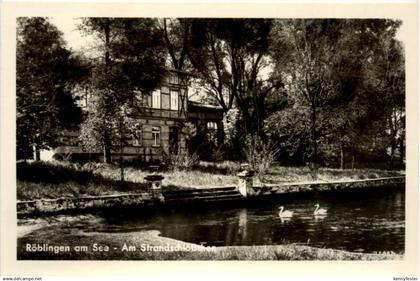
16 160 404 200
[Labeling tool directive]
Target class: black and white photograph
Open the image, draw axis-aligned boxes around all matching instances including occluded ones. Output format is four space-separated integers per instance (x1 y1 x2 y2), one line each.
1 2 419 279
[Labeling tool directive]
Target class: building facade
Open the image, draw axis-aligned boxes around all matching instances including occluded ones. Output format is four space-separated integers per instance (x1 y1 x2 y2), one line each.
49 69 224 163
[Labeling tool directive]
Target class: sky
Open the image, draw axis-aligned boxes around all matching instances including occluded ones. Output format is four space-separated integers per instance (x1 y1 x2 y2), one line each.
51 17 407 54
50 17 96 54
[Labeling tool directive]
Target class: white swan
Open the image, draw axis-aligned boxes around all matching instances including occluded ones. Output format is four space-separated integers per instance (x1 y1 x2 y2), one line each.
314 204 328 216
278 206 294 218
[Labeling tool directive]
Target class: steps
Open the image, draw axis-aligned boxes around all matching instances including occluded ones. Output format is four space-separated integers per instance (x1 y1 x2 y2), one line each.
162 186 243 204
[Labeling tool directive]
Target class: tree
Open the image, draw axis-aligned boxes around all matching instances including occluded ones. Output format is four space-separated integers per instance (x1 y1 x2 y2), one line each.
78 18 167 164
271 19 356 167
17 17 87 160
160 19 288 161
161 18 191 71
187 19 283 135
269 19 404 170
361 21 405 169
264 104 312 165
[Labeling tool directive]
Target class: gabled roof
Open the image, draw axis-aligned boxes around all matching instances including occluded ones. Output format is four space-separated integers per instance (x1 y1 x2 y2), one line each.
188 100 224 113
167 68 198 78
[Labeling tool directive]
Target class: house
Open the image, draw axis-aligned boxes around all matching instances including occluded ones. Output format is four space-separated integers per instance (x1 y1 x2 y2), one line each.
47 69 224 163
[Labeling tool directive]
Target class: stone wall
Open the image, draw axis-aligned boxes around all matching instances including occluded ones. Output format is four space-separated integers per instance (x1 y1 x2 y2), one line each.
17 176 405 216
251 177 405 196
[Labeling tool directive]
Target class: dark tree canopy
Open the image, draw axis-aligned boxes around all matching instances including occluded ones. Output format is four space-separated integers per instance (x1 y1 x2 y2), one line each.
187 19 283 134
16 17 87 160
267 19 404 169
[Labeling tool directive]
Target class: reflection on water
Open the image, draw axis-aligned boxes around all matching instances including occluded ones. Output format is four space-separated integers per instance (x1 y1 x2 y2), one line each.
20 187 405 253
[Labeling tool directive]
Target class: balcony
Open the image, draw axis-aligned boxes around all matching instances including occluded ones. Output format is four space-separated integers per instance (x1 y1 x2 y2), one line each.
128 107 187 120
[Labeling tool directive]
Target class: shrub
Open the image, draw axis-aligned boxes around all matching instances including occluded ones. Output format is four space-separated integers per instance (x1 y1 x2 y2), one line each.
211 146 225 162
163 150 200 171
243 135 280 181
17 161 94 183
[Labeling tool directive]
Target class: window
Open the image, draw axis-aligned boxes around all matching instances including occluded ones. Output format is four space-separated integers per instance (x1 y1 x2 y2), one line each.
169 74 179 84
170 90 179 110
133 125 142 146
207 121 218 130
152 90 161 109
206 122 218 145
152 127 160 147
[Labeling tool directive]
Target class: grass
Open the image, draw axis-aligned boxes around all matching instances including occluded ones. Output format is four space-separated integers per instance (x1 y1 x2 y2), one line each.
263 165 403 184
17 218 402 260
97 163 238 188
17 160 404 200
17 161 149 200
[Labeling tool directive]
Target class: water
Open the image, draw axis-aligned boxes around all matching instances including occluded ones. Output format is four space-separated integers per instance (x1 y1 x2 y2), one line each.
19 187 405 254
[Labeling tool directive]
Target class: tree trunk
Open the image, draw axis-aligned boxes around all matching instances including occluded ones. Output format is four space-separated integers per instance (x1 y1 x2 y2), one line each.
242 107 250 136
389 140 396 170
216 120 224 147
105 19 111 70
34 145 40 161
103 135 112 164
351 145 355 170
120 142 124 182
102 19 112 165
388 112 398 170
311 105 317 165
103 146 111 164
119 119 125 182
399 137 404 168
340 143 345 170
309 104 318 180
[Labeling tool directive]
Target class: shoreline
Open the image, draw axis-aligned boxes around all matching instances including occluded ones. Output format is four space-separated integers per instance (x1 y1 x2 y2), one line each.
17 228 403 261
17 176 405 216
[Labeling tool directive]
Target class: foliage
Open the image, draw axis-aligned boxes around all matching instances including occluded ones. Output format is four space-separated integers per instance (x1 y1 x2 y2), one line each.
243 134 279 181
79 101 139 154
270 19 355 164
163 150 200 171
363 29 405 169
179 121 197 145
211 146 225 162
184 19 284 135
16 17 88 160
17 18 405 171
160 18 192 70
264 104 311 165
78 18 167 163
268 19 405 169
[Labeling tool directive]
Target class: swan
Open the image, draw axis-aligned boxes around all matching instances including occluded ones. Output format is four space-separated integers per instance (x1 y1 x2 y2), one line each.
314 204 328 216
278 206 294 218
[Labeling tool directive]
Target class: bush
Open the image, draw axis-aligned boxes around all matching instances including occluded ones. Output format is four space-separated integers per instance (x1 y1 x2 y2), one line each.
163 150 200 171
17 161 95 183
243 135 280 181
211 146 225 162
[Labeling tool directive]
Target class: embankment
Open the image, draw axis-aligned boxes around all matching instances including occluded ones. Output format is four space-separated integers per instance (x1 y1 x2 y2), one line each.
17 176 404 216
